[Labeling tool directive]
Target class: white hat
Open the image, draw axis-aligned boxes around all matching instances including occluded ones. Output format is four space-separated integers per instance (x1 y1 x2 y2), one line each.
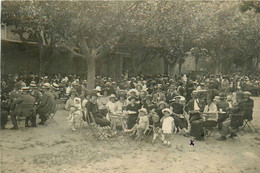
52 83 59 90
109 94 117 100
42 83 51 88
94 86 102 92
127 89 139 96
30 81 37 87
22 86 31 91
243 91 251 96
162 108 173 115
174 96 186 101
138 108 148 115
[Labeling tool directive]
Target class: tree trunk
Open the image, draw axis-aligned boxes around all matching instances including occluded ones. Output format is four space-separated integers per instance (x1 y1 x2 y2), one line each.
87 57 96 90
164 58 168 75
179 61 182 75
39 44 45 77
169 63 178 79
195 57 198 71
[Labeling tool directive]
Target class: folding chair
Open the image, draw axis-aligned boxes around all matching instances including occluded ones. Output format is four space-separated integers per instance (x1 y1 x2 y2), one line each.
242 119 256 133
54 100 66 110
203 125 218 137
137 125 154 145
229 113 244 142
89 112 130 147
46 104 58 126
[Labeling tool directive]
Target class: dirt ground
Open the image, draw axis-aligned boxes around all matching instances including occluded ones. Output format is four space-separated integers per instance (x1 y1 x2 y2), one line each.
1 97 260 173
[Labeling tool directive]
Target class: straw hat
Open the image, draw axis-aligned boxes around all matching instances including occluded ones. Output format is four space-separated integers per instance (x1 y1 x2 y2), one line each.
138 108 148 115
109 94 117 101
162 108 173 115
22 86 31 91
42 83 51 88
243 91 252 96
30 81 37 87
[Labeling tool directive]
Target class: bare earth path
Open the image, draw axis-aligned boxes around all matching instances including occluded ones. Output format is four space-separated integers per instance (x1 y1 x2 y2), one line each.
1 98 260 173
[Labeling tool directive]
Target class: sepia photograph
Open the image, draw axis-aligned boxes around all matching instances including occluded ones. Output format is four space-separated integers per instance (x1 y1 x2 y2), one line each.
1 0 260 172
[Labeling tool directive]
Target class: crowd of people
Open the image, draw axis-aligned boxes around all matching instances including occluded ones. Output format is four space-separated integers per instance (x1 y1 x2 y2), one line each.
1 72 259 146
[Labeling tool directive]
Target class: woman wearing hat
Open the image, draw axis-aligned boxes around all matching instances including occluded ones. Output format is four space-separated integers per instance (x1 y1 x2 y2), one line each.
126 89 139 105
105 94 119 132
142 95 157 113
97 87 110 117
170 96 188 133
116 93 127 112
126 96 141 129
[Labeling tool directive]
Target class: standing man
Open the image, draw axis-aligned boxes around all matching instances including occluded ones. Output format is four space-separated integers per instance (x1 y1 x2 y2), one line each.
38 83 55 125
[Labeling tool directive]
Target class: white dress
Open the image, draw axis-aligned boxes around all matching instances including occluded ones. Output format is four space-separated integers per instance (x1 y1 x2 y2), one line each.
162 116 175 134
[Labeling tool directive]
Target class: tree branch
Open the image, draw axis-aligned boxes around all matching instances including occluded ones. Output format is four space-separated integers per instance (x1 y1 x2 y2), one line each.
63 45 85 59
78 37 92 58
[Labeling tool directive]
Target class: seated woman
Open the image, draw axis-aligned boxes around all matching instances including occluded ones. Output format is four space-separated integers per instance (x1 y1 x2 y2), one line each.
97 88 110 117
105 94 119 132
170 96 188 133
65 91 84 131
125 96 141 129
115 93 128 130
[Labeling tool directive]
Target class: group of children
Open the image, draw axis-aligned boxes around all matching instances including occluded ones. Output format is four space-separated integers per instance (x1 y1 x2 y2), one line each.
125 107 176 147
66 95 176 146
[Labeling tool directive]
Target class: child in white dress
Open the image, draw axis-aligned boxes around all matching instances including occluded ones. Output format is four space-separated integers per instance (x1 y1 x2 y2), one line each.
68 97 83 131
161 108 175 146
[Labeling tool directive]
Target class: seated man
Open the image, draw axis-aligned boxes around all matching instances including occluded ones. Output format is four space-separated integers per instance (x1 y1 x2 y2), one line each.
243 91 254 121
218 92 245 141
37 83 55 125
202 96 218 134
85 93 110 127
1 95 9 129
10 87 36 130
185 90 205 140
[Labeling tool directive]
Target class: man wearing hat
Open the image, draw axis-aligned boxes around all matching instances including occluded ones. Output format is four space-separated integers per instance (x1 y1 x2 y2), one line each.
30 81 42 105
215 93 232 141
185 90 205 140
242 91 254 121
37 83 55 125
10 87 36 129
51 83 60 100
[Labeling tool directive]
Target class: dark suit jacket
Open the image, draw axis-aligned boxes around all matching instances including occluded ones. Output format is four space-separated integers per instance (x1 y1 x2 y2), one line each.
185 99 204 122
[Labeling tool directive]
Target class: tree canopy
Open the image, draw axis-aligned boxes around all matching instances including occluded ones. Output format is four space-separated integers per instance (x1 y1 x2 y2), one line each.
2 0 260 88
